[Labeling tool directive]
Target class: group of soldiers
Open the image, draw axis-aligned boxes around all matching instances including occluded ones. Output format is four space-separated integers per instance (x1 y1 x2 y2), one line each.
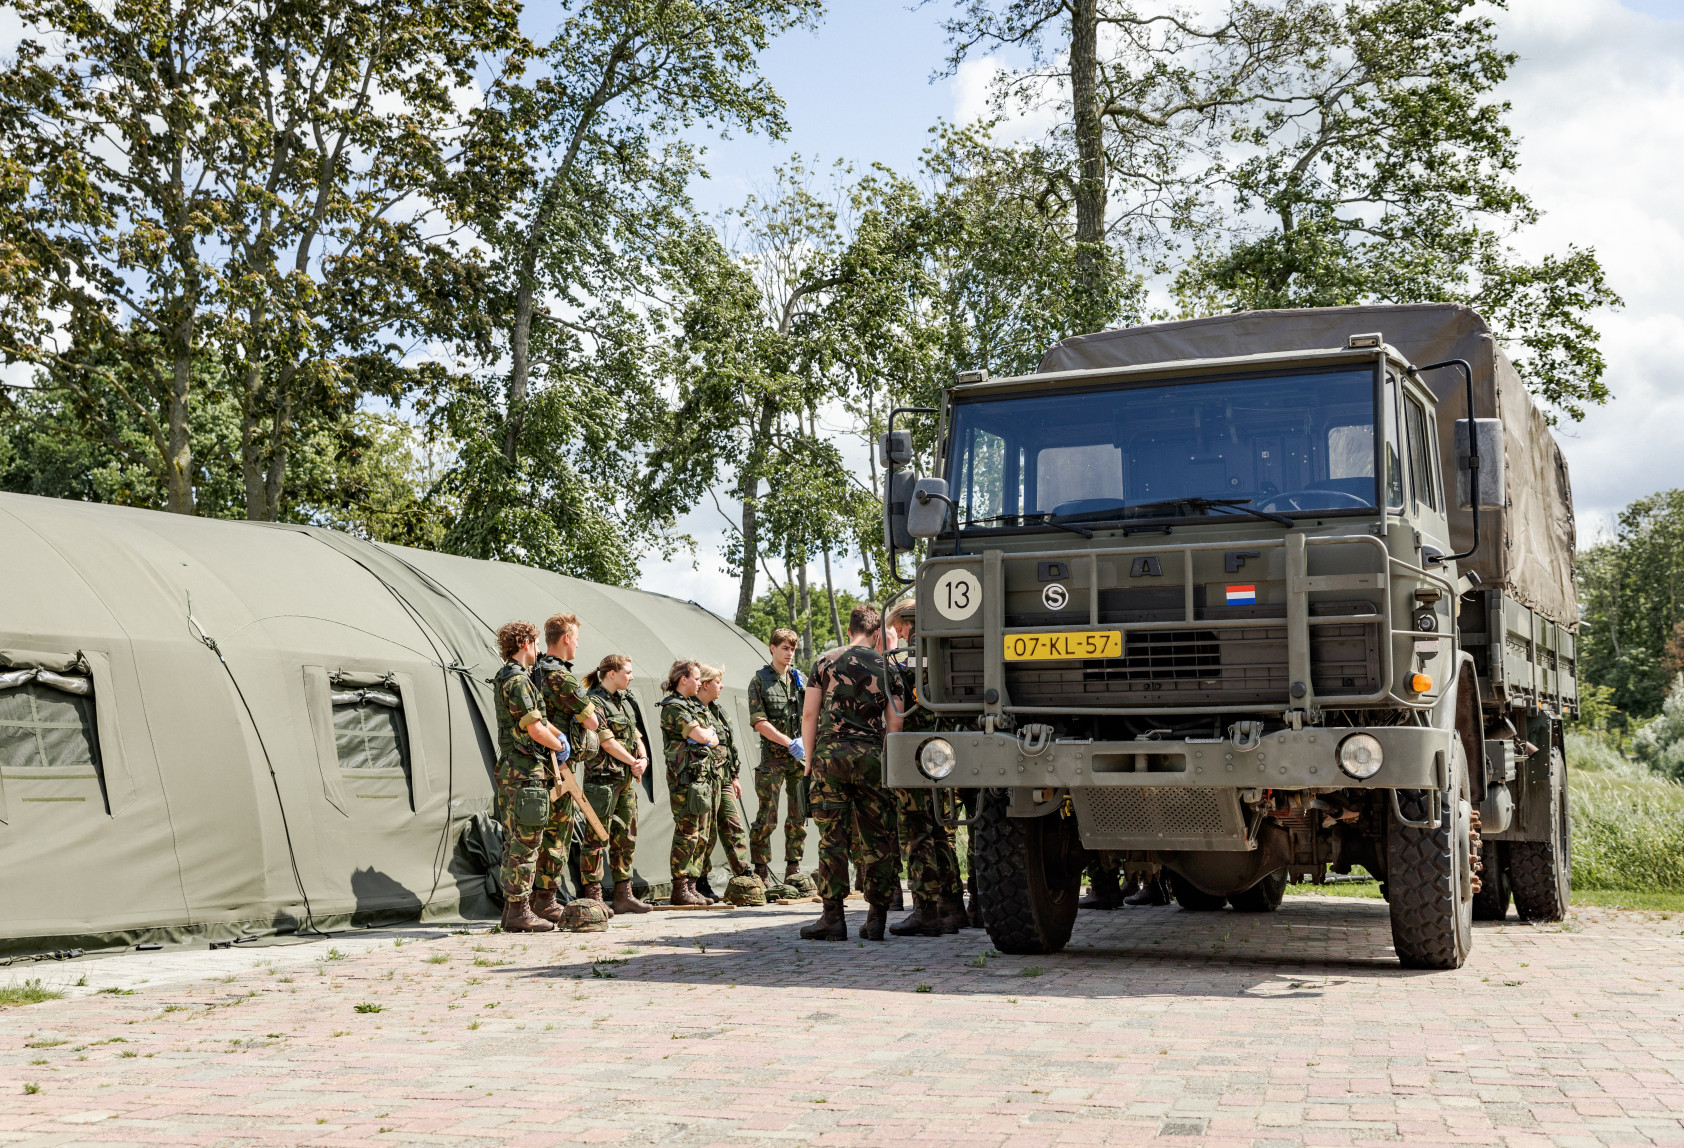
487 602 984 940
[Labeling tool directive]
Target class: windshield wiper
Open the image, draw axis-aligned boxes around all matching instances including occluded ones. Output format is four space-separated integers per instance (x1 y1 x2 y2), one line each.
958 512 1093 539
1054 497 1294 530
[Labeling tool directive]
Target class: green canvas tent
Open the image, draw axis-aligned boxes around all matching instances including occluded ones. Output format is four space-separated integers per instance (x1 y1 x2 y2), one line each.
0 492 806 955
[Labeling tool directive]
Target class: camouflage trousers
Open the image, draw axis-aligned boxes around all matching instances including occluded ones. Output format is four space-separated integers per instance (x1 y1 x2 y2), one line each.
712 778 753 877
750 758 806 869
894 788 960 901
810 740 898 905
579 777 638 886
495 759 575 900
668 772 715 879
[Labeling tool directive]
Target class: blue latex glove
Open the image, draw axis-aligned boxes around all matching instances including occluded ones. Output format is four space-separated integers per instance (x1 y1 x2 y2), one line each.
788 737 805 762
551 734 571 764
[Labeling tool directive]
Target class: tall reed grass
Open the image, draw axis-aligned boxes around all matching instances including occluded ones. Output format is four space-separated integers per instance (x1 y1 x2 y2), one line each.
1567 732 1684 890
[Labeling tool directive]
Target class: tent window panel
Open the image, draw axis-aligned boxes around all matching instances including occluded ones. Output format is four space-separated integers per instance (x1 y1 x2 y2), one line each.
0 678 105 812
332 695 409 778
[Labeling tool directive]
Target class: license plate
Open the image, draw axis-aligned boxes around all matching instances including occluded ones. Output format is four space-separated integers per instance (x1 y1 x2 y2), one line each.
1003 630 1123 661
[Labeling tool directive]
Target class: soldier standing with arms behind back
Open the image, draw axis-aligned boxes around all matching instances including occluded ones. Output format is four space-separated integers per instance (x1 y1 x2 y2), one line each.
748 629 806 884
531 613 601 918
660 660 720 906
582 654 652 914
492 621 573 933
698 665 755 890
799 604 905 943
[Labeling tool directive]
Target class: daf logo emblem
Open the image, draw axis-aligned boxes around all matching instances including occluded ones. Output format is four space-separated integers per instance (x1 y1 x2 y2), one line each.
1042 583 1069 611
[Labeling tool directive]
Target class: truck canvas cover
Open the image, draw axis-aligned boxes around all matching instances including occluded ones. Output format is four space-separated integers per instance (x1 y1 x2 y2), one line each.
1037 304 1577 627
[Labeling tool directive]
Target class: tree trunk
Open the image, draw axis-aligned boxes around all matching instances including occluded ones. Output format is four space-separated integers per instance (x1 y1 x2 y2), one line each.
733 396 779 627
1069 0 1106 326
798 562 814 663
165 347 195 515
822 542 842 649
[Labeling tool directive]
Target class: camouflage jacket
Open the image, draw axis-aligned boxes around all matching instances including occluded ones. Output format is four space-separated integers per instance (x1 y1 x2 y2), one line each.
532 654 597 766
586 685 643 782
747 664 801 767
493 661 547 773
811 643 904 749
658 693 713 786
708 700 742 782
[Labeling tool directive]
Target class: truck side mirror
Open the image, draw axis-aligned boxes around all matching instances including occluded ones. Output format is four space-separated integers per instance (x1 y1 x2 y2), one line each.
885 468 916 552
878 430 912 469
907 477 951 539
1455 418 1505 510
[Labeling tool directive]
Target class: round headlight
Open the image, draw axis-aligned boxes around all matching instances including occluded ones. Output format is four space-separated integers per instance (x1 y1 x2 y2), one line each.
918 737 957 781
1337 733 1384 780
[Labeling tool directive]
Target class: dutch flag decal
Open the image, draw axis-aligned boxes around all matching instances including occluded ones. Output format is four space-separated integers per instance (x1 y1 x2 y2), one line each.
1226 584 1257 606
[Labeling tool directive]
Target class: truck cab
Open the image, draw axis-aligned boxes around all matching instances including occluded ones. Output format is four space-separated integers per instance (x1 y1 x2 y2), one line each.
882 305 1575 970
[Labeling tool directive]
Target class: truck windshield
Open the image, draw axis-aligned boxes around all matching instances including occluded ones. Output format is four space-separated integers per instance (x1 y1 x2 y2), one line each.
949 366 1378 528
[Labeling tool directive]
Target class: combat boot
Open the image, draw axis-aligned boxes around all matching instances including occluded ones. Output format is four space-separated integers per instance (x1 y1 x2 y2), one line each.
753 862 772 883
1124 876 1169 906
529 887 567 924
966 873 985 929
1080 869 1123 910
500 895 556 933
694 874 719 903
889 896 943 937
938 892 967 934
785 862 802 881
799 898 847 941
860 900 889 942
612 880 652 915
890 883 906 911
580 881 614 919
670 876 710 907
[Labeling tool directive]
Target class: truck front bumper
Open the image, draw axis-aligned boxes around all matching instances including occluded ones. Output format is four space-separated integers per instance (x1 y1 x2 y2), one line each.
885 725 1449 793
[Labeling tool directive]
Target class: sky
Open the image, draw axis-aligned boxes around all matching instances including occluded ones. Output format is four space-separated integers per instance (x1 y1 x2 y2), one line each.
621 0 1684 619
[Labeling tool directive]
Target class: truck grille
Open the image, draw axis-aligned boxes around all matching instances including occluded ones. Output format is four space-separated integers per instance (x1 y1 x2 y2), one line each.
1070 787 1250 851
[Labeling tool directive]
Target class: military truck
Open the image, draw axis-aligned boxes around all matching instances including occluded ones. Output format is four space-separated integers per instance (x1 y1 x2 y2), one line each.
881 304 1576 970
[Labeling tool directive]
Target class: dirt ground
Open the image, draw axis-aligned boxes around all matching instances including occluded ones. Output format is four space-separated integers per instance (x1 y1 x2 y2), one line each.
4 892 1683 1146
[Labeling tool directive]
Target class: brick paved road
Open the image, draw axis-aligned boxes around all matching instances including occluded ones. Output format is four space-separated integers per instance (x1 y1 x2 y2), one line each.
4 893 1684 1146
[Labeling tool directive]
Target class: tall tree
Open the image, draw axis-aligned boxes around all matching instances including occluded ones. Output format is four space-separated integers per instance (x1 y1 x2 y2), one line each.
438 0 819 584
1173 0 1620 419
1578 491 1684 721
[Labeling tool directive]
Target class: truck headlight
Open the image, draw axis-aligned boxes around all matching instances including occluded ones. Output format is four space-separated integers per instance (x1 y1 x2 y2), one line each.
1337 733 1384 780
917 737 957 781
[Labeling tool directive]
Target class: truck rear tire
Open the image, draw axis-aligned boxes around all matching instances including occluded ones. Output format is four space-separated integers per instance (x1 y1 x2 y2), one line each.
973 790 1081 954
1228 869 1288 912
1472 841 1511 921
1387 738 1474 970
1510 747 1570 922
1169 872 1228 911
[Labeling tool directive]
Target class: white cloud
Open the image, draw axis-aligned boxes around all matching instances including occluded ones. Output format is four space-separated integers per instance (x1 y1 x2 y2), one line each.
1494 0 1684 540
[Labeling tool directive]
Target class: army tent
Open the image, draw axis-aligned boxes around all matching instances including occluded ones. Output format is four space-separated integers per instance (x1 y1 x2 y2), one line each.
0 492 800 956
1038 303 1578 627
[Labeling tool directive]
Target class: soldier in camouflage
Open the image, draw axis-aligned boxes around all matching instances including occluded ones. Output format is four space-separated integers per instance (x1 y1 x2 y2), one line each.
698 665 754 890
530 613 599 921
583 654 653 915
748 629 806 884
491 621 572 932
883 602 968 937
798 603 906 943
659 660 720 906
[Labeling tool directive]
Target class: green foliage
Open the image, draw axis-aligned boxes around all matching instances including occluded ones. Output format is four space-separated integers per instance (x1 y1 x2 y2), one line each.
0 979 62 1007
740 585 868 666
1568 768 1684 891
1577 491 1684 720
1631 676 1684 782
1173 0 1619 420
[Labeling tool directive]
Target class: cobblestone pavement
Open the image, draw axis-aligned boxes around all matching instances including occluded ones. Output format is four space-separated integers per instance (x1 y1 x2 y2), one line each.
4 893 1684 1146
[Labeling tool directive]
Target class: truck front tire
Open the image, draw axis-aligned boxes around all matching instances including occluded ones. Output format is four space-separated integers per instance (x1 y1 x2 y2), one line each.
973 790 1082 954
1387 739 1475 969
1509 746 1570 922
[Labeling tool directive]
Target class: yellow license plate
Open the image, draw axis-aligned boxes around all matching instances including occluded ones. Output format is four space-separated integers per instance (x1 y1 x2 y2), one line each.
1003 630 1123 661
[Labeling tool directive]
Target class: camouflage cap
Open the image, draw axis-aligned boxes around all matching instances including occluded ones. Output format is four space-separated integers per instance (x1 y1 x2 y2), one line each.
724 874 767 907
786 871 817 897
559 899 611 932
764 882 803 901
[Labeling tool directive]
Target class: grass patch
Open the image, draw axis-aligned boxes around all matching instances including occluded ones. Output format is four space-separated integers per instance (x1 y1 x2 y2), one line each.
424 954 450 964
1567 765 1684 892
1019 965 1044 978
354 1003 383 1014
1 979 63 1007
